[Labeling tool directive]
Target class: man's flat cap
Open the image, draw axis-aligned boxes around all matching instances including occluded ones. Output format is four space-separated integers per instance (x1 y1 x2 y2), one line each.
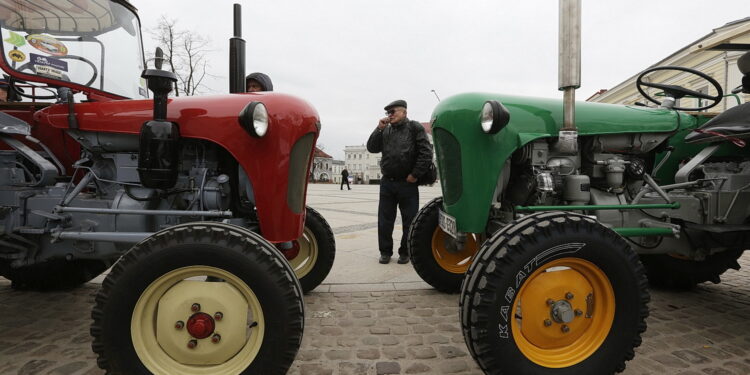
384 99 407 110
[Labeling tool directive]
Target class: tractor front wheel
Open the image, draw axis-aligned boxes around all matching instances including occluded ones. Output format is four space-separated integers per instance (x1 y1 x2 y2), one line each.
90 222 304 375
460 212 649 375
408 197 479 293
282 206 336 293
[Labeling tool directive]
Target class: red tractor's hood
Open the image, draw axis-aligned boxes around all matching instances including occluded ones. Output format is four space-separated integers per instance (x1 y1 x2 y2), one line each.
36 92 320 242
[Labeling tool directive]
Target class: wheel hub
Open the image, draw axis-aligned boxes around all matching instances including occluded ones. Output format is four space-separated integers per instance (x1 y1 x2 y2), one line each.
550 300 574 324
187 312 215 339
155 280 250 365
279 241 301 261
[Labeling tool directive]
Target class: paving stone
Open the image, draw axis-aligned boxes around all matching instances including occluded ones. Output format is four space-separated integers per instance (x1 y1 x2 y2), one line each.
439 359 469 373
299 363 334 375
17 360 56 375
652 354 690 368
338 362 370 375
672 350 711 365
407 346 437 359
376 361 401 375
47 361 88 375
357 348 381 360
382 346 407 360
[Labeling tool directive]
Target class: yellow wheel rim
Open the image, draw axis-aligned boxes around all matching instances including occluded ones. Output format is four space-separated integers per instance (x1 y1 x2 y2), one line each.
290 226 318 278
431 227 479 274
512 257 615 368
131 266 265 375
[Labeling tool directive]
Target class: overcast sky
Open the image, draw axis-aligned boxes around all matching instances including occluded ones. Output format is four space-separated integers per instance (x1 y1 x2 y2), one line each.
129 0 748 160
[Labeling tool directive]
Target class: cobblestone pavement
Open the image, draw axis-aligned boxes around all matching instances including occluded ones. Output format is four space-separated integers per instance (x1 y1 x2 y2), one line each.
1 184 749 374
0 253 749 375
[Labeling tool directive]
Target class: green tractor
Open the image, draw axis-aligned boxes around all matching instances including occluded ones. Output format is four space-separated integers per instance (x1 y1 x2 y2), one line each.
407 1 750 374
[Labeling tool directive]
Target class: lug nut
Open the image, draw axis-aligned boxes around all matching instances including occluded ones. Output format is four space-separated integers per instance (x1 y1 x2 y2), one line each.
546 299 555 306
187 339 198 349
191 303 201 312
565 292 574 300
214 312 223 321
574 309 583 317
543 319 552 327
211 333 221 343
561 325 570 333
175 321 185 330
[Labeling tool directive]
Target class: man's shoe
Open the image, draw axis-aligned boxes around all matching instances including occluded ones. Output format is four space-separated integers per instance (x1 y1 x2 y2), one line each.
379 255 391 264
397 255 409 264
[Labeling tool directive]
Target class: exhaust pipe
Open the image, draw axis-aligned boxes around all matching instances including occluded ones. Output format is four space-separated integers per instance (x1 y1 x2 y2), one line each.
557 0 581 153
229 3 246 93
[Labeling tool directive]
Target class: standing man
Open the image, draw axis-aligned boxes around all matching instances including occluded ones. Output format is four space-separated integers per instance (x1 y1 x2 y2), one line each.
341 168 351 190
0 79 9 102
367 100 432 264
246 72 273 92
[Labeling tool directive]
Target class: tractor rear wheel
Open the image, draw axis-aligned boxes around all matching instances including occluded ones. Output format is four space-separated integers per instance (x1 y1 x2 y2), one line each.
91 222 304 375
1 258 111 291
640 249 744 290
460 212 649 375
408 197 479 293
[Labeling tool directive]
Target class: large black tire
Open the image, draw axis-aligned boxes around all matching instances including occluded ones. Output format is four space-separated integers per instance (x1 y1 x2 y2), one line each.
460 212 650 375
91 222 304 375
1 259 111 291
408 197 479 293
640 249 744 290
286 206 336 293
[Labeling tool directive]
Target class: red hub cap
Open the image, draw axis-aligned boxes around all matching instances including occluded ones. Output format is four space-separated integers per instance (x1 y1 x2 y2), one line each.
186 312 215 339
279 241 300 261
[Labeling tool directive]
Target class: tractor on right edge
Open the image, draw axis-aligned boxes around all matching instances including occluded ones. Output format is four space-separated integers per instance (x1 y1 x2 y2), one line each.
407 1 750 374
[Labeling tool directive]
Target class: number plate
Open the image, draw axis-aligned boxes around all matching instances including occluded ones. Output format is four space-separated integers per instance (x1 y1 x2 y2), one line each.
438 209 457 239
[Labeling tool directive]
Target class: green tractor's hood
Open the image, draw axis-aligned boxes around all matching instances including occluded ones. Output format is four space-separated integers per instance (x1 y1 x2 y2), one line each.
432 92 695 233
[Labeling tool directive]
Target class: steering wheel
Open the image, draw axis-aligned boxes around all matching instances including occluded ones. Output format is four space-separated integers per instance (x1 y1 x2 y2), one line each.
14 54 99 98
636 66 723 111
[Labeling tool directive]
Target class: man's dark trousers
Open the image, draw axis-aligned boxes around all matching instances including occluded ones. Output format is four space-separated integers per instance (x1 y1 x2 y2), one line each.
341 178 350 190
378 178 419 257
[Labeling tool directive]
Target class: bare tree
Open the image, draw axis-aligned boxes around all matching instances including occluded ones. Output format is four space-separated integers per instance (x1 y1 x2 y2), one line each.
148 17 213 96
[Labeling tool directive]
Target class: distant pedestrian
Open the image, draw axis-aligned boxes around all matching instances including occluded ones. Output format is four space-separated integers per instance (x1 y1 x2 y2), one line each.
366 99 432 265
341 168 351 190
246 72 273 92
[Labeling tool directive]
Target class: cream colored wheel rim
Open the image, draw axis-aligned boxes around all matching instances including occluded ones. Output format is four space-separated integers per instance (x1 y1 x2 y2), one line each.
131 266 265 375
290 226 318 278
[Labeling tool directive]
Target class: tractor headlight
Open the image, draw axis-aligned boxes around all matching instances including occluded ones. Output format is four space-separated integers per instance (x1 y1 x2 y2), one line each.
480 100 510 134
239 102 269 138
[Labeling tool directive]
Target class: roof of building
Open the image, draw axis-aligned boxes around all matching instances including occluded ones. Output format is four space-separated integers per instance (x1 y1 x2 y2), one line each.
314 147 333 159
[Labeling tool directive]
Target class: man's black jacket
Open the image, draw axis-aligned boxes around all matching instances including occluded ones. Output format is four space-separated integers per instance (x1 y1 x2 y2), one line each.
366 118 432 180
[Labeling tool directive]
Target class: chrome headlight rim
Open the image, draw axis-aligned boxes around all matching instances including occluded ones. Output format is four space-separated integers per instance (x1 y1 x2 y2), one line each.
239 101 269 138
480 100 510 134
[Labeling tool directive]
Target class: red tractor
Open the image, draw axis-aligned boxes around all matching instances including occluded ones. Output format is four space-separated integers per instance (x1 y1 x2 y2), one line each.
0 1 335 373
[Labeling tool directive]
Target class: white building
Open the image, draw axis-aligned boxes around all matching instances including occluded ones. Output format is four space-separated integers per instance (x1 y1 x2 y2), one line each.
344 145 381 184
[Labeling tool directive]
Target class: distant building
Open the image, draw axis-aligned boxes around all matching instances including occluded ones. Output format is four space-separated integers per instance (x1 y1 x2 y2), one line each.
311 147 333 182
588 17 750 111
344 122 435 184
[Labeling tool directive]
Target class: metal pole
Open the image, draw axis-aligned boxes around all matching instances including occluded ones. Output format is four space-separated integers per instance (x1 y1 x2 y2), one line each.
54 206 233 217
229 3 246 93
558 0 581 132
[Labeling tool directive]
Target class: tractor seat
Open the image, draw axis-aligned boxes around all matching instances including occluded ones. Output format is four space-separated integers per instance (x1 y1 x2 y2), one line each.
684 102 750 145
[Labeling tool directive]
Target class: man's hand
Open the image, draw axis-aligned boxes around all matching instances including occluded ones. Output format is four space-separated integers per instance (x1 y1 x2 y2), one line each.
406 174 418 183
378 117 389 129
